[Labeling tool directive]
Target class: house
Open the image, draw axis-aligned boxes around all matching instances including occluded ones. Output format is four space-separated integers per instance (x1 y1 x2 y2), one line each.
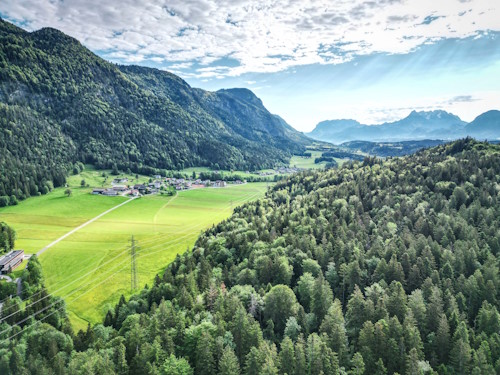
235 180 243 184
134 184 147 191
102 189 118 196
112 185 128 192
129 189 139 197
175 185 184 190
153 180 162 189
213 180 227 188
92 188 105 195
154 175 162 179
0 250 24 274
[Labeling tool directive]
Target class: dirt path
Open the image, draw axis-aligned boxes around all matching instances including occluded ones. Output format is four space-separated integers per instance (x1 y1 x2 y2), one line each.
36 197 137 257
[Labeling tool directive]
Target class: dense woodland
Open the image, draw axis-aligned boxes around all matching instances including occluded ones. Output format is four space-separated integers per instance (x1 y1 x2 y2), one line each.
0 19 309 203
340 140 446 158
0 139 499 374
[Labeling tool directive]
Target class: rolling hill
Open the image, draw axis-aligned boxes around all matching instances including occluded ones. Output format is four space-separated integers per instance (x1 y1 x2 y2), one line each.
0 19 310 202
307 110 500 144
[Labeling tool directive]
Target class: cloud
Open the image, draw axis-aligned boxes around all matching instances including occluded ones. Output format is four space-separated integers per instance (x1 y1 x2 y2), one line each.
447 95 478 104
1 0 498 77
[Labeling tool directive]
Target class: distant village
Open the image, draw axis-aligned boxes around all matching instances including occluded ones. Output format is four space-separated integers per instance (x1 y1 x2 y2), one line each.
90 166 302 197
91 175 246 197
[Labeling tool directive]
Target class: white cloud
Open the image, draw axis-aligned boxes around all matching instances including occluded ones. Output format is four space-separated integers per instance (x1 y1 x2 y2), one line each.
1 0 498 77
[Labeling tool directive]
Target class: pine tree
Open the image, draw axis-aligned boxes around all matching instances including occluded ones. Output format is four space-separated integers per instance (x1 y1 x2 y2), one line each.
349 353 365 375
219 346 240 375
278 336 295 375
196 331 216 375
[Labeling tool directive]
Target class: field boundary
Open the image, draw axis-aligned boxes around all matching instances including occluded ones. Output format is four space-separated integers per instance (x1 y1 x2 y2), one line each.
36 197 137 257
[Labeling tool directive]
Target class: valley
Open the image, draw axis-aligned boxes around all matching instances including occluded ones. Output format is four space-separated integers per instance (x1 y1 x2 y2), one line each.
0 168 268 330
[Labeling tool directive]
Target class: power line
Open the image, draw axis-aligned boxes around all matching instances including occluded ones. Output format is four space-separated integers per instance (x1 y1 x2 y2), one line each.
1 188 258 320
0 188 261 334
130 236 138 291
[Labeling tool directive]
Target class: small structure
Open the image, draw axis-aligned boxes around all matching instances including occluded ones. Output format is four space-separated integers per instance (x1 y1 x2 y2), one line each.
134 184 147 193
0 250 24 274
129 189 140 197
92 188 105 195
102 189 118 196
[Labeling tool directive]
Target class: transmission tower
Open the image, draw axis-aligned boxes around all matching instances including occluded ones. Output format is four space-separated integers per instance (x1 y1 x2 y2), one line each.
130 236 138 291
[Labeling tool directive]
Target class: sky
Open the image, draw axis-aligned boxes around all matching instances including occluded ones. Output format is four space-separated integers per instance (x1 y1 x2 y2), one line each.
1 0 499 132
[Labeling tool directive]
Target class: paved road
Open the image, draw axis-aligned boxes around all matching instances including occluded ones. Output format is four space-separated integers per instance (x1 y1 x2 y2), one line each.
36 197 137 257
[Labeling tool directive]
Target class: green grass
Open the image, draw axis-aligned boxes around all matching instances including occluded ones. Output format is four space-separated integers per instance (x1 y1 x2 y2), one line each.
180 166 278 179
290 151 326 169
1 179 268 331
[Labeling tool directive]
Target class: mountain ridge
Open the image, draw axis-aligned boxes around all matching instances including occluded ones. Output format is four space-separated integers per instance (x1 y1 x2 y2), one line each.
0 18 310 201
307 109 499 143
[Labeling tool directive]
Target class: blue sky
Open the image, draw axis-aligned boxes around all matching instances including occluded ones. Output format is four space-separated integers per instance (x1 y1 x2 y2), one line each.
1 0 499 131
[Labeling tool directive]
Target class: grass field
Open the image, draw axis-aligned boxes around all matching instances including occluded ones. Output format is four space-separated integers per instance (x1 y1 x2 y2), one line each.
0 169 268 330
290 151 327 169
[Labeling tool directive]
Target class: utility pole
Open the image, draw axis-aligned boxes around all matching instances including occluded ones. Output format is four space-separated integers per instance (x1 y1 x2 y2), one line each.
130 235 137 291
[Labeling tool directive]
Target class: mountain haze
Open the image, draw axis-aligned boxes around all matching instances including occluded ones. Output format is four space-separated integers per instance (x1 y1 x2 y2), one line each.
0 19 309 201
308 110 500 143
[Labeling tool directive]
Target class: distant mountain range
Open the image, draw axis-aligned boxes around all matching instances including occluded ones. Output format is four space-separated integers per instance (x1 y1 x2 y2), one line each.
307 110 500 144
0 19 309 201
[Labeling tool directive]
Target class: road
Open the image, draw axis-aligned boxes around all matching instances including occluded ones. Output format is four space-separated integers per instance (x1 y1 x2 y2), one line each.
36 196 137 257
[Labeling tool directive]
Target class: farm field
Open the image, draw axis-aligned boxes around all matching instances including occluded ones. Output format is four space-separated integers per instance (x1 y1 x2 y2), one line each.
290 150 326 169
0 176 268 330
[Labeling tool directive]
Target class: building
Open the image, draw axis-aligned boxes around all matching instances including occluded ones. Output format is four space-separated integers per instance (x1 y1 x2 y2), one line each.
129 189 139 197
102 189 118 196
112 185 128 192
92 188 105 195
213 180 227 188
0 250 24 274
134 184 147 192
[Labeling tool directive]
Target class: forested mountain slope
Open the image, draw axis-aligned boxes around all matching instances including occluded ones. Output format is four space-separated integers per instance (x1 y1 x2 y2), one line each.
0 19 309 202
1 139 500 374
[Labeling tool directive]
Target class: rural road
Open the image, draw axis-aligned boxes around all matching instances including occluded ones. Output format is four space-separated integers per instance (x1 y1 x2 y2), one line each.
36 197 137 257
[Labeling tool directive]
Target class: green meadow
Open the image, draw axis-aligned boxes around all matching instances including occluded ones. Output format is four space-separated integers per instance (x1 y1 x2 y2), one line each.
0 169 268 330
290 150 326 169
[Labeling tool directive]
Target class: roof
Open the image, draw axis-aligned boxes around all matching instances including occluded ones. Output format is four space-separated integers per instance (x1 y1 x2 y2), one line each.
0 250 24 267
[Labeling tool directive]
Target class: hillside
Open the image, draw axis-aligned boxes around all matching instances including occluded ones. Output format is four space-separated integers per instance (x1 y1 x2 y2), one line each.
1 139 499 374
465 110 500 139
0 19 310 203
307 110 500 143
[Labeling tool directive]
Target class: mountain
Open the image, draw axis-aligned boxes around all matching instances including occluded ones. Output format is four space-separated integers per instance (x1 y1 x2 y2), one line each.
465 110 500 139
4 139 500 374
0 19 309 202
307 109 500 143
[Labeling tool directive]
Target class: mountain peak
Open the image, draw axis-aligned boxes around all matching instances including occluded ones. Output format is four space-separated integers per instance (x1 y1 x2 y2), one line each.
217 88 263 107
406 109 460 122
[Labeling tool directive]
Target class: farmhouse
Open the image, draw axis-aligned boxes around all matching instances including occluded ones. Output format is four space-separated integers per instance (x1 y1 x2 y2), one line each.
134 184 147 192
0 250 24 274
92 188 105 195
213 180 227 188
102 189 118 196
112 185 128 192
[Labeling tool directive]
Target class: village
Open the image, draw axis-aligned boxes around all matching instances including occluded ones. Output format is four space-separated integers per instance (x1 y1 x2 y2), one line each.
91 175 247 197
